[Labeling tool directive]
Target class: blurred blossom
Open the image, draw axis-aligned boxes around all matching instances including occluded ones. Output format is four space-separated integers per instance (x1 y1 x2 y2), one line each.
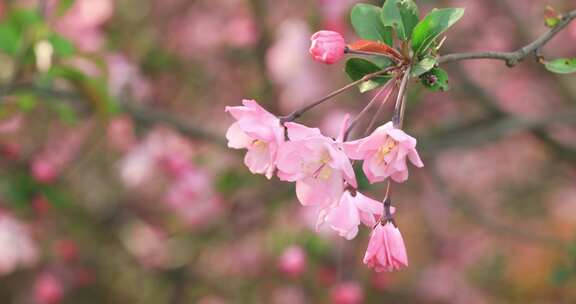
0 114 22 134
318 0 356 33
330 281 364 304
164 3 256 57
55 0 114 52
278 246 307 277
225 15 258 48
271 286 306 304
33 273 65 304
267 19 327 112
164 168 223 228
106 115 136 153
417 263 488 304
121 221 171 269
106 54 152 102
199 237 265 277
31 123 91 184
0 213 38 275
119 127 193 188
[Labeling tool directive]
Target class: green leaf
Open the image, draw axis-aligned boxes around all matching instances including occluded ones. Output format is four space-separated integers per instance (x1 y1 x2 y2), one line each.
381 0 419 41
345 58 390 93
53 103 77 124
551 265 572 286
351 4 393 45
0 23 22 55
545 58 576 74
17 94 37 111
9 9 42 28
420 67 449 91
56 0 76 16
49 34 75 57
411 55 437 77
411 8 465 56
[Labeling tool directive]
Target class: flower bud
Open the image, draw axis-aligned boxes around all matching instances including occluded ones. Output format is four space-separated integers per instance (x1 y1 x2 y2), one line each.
309 31 346 64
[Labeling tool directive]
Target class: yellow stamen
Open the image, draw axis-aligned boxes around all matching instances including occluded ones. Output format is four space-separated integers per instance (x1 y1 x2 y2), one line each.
376 140 397 164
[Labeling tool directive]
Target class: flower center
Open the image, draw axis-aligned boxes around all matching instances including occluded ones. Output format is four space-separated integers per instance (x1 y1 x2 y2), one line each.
251 139 267 150
376 139 397 164
311 153 333 180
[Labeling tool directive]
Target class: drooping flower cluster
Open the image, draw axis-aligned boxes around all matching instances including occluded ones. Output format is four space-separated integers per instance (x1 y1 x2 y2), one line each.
225 97 421 271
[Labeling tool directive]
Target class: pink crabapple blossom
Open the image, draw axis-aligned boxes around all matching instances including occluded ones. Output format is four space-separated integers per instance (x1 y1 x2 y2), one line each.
276 122 356 218
325 190 394 240
309 30 346 64
363 221 409 272
343 121 424 183
225 99 285 179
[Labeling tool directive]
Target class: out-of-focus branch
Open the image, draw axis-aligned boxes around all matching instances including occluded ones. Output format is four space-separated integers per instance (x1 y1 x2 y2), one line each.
441 64 576 165
2 83 226 146
247 0 279 111
123 103 226 146
427 164 566 249
419 107 576 156
439 9 576 66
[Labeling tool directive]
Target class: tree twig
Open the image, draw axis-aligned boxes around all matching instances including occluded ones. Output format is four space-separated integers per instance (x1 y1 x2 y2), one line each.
280 65 399 123
439 9 576 66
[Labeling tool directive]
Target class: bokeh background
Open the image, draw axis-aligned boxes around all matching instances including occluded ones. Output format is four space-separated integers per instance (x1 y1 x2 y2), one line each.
0 0 575 303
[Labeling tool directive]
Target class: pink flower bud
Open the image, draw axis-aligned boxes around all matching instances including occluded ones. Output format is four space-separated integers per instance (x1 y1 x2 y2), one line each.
363 222 408 272
330 282 364 304
309 30 346 64
34 273 64 304
278 246 307 277
31 160 58 184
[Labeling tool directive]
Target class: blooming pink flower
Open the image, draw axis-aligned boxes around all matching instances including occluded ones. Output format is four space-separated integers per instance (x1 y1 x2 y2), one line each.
0 213 38 275
33 273 64 304
330 282 364 304
278 246 307 277
343 121 423 183
225 99 285 179
363 222 408 272
276 123 356 213
164 168 223 228
309 30 346 64
325 191 392 240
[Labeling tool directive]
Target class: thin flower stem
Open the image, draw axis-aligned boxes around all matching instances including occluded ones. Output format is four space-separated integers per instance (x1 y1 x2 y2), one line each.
343 80 395 141
280 65 400 123
344 49 400 62
364 79 399 137
392 66 411 129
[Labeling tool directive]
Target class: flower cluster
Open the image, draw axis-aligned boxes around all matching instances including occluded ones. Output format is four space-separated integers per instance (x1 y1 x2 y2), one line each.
226 94 422 272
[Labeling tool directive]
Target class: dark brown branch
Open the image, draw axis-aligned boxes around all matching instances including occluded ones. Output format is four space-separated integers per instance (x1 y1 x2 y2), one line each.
439 9 576 66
